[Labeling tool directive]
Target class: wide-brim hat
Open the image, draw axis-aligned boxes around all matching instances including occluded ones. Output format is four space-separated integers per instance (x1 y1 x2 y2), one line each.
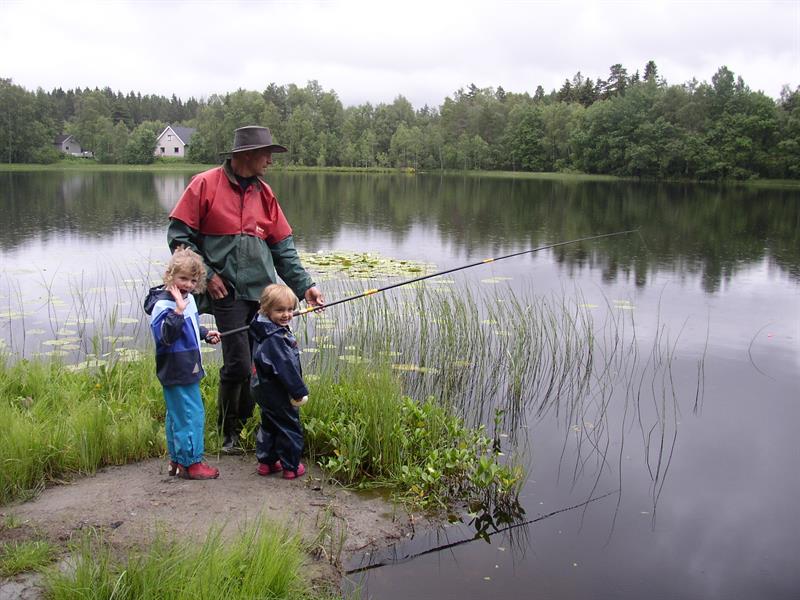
222 126 287 155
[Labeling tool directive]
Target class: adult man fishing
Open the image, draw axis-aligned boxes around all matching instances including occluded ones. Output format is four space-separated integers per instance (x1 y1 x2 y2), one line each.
167 125 324 454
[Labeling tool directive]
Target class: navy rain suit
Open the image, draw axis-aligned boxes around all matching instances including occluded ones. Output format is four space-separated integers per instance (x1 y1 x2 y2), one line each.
249 314 308 474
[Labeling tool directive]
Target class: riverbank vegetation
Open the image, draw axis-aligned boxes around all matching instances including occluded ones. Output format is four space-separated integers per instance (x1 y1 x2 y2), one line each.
2 61 798 180
45 520 326 600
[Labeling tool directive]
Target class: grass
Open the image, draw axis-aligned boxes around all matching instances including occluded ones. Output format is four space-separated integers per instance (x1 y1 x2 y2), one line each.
0 357 166 504
45 517 329 600
0 539 57 576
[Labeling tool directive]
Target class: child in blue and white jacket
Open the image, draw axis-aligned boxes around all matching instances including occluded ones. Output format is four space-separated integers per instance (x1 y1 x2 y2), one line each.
143 247 221 480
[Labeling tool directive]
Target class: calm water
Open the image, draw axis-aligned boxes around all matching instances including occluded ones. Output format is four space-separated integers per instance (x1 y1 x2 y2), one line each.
1 171 798 599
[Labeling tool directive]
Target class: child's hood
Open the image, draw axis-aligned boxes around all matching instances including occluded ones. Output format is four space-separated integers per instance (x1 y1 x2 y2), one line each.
249 313 287 343
143 285 170 316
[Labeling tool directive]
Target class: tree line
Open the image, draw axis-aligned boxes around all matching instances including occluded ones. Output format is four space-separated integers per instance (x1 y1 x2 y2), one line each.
1 61 798 180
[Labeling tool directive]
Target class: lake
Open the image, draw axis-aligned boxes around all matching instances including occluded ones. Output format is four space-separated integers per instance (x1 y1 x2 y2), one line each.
1 170 798 599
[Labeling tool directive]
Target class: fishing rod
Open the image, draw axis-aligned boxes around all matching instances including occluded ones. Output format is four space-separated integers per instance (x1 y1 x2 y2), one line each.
219 228 637 338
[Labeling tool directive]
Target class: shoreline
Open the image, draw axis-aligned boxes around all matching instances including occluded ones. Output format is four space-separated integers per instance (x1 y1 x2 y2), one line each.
0 455 420 597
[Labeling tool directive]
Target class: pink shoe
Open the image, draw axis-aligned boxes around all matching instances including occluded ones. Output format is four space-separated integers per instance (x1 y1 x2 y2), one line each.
168 460 179 476
282 463 305 480
179 462 220 480
257 461 283 476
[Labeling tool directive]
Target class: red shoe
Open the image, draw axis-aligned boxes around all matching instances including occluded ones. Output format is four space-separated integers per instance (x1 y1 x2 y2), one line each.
179 462 219 480
257 461 283 476
282 463 305 480
168 461 179 476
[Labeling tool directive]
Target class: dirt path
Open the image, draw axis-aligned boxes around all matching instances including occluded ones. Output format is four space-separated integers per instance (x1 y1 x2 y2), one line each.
0 455 415 598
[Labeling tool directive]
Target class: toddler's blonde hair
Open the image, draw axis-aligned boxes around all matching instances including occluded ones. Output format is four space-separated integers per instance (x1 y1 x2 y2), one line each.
163 247 207 294
259 283 298 317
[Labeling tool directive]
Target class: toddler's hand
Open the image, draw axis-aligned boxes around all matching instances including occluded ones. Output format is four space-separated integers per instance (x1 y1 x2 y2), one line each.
205 330 220 344
291 396 308 407
167 284 187 314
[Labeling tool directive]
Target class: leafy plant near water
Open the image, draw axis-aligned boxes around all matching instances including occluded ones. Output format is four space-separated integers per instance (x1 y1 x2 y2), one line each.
46 518 327 600
303 363 522 510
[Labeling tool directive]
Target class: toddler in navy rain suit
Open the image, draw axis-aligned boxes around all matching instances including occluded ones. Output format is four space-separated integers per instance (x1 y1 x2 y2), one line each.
250 283 309 479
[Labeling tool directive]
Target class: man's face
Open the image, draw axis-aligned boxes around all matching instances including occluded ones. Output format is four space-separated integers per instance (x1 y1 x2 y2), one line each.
246 148 272 174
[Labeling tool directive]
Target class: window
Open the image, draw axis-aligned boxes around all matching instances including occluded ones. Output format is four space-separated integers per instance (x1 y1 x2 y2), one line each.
167 134 172 141
160 147 165 154
174 147 180 154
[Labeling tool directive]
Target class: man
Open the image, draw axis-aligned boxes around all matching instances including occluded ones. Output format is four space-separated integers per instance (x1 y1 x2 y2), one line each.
167 125 324 454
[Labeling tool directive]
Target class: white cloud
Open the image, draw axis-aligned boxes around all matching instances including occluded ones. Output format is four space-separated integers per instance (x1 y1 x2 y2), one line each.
1 0 797 107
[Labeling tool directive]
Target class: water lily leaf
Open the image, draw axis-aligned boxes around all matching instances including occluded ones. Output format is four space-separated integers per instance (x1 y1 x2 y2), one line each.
42 337 80 346
103 335 134 342
339 354 365 364
66 358 108 372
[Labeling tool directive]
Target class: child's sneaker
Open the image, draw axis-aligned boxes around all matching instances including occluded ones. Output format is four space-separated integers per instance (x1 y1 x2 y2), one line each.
257 461 283 476
282 463 305 480
179 462 219 480
168 460 179 476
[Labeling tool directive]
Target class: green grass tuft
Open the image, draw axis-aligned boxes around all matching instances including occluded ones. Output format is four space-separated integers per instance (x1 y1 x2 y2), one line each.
0 539 57 576
46 518 316 600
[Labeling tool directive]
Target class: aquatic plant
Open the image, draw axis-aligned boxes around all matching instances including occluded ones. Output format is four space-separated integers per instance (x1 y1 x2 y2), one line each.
303 363 522 510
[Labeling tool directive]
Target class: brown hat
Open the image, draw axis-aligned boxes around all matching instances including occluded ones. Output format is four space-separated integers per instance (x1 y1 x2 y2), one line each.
224 126 287 154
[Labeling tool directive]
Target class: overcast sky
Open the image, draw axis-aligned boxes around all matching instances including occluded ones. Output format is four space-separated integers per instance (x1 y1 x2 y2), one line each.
2 0 797 109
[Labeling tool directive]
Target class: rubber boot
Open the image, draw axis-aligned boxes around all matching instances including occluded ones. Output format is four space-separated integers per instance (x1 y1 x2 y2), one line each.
217 381 244 455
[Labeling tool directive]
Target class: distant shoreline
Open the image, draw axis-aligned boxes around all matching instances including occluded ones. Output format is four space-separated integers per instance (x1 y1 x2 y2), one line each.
1 162 799 188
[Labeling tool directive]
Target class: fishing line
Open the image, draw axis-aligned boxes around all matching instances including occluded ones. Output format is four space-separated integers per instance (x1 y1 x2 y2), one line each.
219 228 638 338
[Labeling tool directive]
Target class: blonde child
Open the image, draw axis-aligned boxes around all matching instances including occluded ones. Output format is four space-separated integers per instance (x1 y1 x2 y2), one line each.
143 247 221 480
249 283 309 479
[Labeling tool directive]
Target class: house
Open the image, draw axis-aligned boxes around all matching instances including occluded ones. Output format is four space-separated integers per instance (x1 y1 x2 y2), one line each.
54 134 83 156
154 125 196 158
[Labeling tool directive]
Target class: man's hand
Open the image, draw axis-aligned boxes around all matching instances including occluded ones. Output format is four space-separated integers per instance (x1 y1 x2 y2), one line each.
304 286 325 308
205 330 221 344
207 274 228 300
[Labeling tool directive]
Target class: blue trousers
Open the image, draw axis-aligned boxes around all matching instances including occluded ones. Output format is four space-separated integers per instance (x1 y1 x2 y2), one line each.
163 383 205 466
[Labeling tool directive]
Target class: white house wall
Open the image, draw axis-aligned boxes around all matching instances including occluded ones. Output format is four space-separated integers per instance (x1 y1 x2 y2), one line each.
154 127 187 158
61 138 83 155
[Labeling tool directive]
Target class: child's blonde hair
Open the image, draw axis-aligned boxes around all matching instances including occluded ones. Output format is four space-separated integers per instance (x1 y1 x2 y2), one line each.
259 283 298 316
163 247 207 294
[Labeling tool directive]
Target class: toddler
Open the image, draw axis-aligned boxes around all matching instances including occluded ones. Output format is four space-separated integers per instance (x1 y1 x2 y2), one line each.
249 283 309 479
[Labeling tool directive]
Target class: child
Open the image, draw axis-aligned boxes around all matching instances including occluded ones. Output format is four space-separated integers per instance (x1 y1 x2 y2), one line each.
143 247 221 480
249 283 309 480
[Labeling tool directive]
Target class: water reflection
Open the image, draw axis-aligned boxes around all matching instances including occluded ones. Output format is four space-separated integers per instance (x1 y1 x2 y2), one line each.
1 172 798 292
1 171 798 600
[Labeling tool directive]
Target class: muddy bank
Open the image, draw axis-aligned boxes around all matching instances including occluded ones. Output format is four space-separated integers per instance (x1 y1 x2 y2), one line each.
0 455 417 598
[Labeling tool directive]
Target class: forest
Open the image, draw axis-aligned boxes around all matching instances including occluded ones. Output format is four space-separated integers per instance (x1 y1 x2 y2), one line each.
1 61 798 180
